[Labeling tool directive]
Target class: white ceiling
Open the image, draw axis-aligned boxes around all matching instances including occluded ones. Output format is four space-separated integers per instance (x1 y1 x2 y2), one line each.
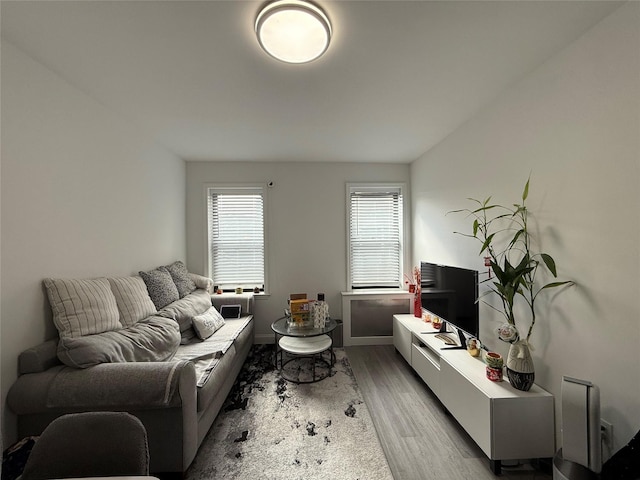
1 0 623 163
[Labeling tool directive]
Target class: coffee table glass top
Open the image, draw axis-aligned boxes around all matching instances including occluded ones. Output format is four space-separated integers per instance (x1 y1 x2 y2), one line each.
271 316 337 337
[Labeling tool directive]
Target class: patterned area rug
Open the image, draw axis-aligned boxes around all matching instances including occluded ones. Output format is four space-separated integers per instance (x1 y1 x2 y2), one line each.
185 345 394 480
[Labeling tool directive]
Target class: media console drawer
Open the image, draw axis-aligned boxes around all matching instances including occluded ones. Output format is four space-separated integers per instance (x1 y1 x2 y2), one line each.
411 342 441 398
439 360 492 455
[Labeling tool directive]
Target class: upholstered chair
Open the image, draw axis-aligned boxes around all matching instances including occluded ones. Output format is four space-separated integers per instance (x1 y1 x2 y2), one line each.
20 411 150 480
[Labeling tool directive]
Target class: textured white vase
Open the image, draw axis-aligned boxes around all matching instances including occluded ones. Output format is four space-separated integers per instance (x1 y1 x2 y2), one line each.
506 340 535 391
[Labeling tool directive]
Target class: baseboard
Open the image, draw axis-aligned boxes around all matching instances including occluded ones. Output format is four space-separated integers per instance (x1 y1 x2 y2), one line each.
344 336 394 346
254 333 274 344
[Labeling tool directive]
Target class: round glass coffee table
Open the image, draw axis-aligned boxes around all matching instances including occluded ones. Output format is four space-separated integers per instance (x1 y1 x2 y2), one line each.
271 316 337 384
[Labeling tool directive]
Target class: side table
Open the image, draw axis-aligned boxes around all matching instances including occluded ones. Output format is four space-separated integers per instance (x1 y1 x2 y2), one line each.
271 317 337 383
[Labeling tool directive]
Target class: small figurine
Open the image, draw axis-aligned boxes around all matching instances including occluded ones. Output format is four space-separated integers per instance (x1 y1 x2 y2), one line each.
467 338 480 357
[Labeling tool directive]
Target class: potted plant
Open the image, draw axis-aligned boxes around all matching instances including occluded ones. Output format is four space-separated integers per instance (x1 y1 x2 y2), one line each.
450 178 573 391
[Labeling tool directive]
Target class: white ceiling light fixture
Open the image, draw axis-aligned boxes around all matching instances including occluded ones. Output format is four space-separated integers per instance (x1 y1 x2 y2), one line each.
255 0 332 64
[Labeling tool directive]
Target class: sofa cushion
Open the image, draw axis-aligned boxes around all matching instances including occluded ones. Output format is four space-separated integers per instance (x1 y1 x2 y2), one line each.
192 307 225 340
196 344 236 411
157 289 212 336
44 278 121 339
165 261 197 298
45 361 192 409
139 267 180 310
108 276 158 327
57 316 180 368
194 317 253 411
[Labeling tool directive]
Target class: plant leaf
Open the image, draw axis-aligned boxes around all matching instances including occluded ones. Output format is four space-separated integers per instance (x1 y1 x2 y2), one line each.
472 205 499 214
539 280 573 291
509 229 524 248
453 231 477 239
541 253 558 276
473 219 479 236
522 178 530 201
480 233 495 255
515 253 530 272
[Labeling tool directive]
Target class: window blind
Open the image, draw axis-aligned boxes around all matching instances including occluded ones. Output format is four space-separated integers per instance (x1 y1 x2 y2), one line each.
349 187 403 288
208 188 265 290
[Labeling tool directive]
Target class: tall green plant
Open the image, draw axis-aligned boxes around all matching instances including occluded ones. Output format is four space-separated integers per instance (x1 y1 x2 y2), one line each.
450 178 573 342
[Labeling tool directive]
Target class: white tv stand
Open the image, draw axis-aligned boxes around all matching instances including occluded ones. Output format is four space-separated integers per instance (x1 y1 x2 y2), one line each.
393 314 555 475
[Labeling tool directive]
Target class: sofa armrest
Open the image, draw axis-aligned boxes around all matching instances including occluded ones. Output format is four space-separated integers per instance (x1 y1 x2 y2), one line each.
188 273 214 294
18 339 61 374
8 361 196 414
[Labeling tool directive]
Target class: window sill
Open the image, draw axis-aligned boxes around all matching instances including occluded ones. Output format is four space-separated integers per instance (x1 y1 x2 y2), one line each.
341 289 413 297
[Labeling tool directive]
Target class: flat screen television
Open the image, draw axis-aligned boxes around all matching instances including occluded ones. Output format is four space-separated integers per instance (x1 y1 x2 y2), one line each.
420 262 479 346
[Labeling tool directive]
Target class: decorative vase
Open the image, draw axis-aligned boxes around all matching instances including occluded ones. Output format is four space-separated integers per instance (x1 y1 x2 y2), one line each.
506 340 535 391
413 292 422 318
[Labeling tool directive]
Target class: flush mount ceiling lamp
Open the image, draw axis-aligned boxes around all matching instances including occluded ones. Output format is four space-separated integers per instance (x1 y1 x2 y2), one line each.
255 0 332 64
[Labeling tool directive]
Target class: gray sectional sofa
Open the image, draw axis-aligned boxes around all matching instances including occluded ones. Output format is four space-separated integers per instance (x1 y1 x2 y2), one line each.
7 262 254 474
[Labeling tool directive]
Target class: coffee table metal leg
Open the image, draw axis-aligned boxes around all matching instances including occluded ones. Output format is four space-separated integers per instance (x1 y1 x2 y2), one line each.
273 332 278 368
312 353 316 380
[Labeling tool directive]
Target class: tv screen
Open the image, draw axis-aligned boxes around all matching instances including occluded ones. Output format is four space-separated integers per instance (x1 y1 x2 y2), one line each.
420 262 479 341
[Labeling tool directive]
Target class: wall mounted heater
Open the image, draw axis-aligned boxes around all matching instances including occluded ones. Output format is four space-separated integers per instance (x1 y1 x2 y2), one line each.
553 376 602 480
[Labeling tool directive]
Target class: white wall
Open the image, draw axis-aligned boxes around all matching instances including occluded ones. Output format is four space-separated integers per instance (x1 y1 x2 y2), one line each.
411 2 639 456
1 42 187 444
186 161 410 341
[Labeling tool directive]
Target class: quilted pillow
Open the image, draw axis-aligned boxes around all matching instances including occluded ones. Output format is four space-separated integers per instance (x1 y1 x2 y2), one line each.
44 278 121 339
108 276 157 326
192 306 225 340
165 261 197 298
139 267 180 310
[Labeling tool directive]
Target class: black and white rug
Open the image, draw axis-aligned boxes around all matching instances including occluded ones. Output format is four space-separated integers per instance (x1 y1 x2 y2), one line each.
185 345 394 480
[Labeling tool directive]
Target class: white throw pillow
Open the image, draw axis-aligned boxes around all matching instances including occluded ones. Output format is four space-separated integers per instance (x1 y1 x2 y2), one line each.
44 277 121 339
192 306 225 340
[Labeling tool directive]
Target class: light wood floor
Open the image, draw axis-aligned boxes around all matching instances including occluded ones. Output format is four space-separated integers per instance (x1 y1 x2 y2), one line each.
346 345 553 480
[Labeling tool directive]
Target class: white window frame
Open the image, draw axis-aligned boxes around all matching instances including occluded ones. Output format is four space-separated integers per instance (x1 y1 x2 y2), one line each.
346 182 409 290
204 183 269 293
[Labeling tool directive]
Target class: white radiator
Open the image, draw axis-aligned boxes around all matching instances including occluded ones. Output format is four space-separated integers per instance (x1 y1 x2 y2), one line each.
341 291 412 346
560 376 601 473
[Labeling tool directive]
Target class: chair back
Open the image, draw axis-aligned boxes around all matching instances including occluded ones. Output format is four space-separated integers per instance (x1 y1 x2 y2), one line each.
20 411 149 480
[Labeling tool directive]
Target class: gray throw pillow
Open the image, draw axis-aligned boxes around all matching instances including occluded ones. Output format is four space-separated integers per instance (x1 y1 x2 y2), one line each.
165 261 197 298
139 267 180 310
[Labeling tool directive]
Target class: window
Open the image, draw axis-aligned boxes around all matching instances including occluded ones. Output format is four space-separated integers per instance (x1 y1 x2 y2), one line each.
347 183 405 289
206 185 266 292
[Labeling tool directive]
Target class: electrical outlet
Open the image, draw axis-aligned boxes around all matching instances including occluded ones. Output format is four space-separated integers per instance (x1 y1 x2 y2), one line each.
601 420 613 451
